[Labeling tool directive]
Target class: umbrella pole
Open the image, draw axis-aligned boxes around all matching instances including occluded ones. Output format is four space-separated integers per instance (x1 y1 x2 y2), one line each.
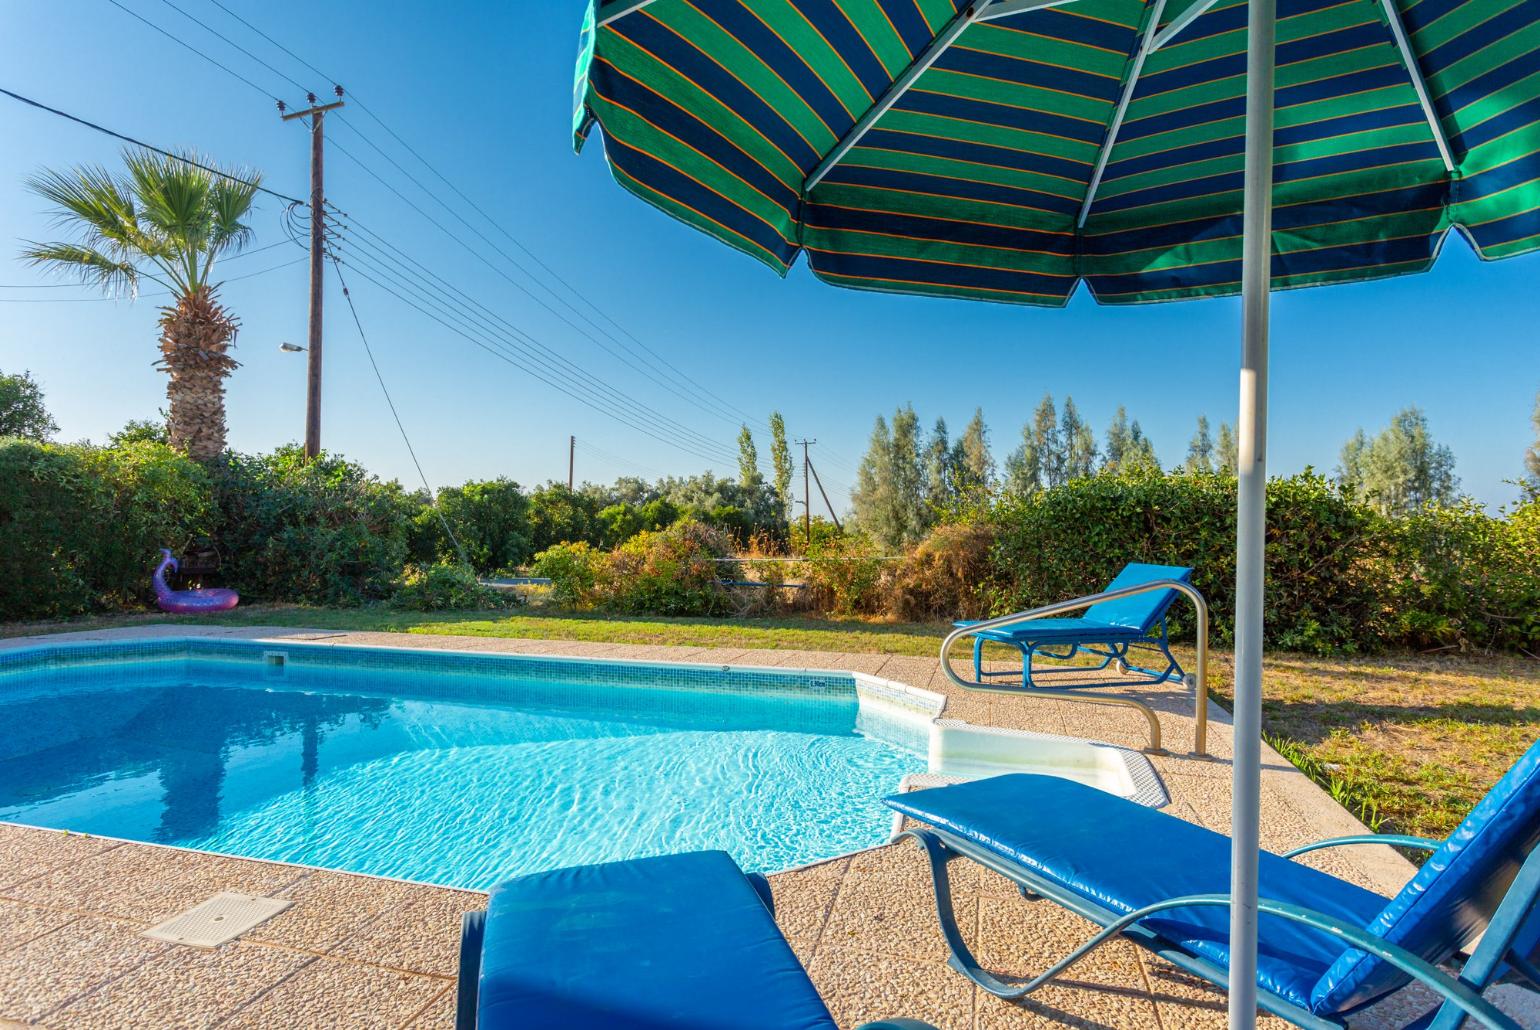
1229 1 1275 1028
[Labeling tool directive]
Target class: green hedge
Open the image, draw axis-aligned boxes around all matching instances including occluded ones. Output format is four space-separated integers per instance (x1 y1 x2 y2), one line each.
211 446 419 606
0 439 214 620
983 470 1536 654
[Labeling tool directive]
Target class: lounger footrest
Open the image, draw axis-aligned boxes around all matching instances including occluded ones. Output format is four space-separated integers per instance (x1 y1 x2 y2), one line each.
469 850 839 1029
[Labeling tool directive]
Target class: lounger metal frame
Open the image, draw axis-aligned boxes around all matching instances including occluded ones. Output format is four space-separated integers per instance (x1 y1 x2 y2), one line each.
966 617 1184 691
900 827 1539 1030
940 578 1210 756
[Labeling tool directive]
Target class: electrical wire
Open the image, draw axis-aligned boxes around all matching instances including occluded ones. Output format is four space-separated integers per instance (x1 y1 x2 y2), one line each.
102 0 281 102
305 207 743 464
330 253 741 468
0 86 303 203
325 134 761 436
191 0 774 435
0 254 308 302
148 0 312 95
329 255 471 569
327 119 764 433
326 238 741 466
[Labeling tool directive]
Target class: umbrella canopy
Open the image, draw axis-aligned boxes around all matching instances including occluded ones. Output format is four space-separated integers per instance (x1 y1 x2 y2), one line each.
571 3 1538 1027
573 0 1539 304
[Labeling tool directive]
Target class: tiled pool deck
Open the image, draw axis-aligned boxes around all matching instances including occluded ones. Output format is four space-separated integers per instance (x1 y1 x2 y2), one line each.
0 625 1534 1029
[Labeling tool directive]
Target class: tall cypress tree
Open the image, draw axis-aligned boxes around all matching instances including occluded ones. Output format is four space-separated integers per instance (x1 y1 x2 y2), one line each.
768 411 794 520
1216 421 1238 473
925 416 953 508
1104 406 1132 472
1185 415 1215 473
1060 396 1096 480
737 424 762 490
953 407 995 497
890 405 928 544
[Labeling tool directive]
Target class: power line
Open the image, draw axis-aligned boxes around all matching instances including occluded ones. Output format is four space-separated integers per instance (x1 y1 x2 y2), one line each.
328 118 765 433
0 86 304 204
310 222 740 467
149 0 312 95
185 0 773 435
101 0 283 102
0 254 307 302
329 255 470 569
328 218 740 460
202 0 335 85
574 439 669 481
331 252 739 468
324 132 760 434
312 209 743 463
330 240 740 467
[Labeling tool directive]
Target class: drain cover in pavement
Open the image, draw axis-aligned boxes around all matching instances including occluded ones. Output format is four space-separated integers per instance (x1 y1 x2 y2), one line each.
143 892 291 948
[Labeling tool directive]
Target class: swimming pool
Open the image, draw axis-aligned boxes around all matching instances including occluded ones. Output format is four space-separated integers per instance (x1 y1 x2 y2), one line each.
0 638 936 889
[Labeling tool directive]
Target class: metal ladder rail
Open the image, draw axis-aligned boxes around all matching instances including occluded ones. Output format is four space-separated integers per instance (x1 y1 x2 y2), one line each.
938 580 1210 756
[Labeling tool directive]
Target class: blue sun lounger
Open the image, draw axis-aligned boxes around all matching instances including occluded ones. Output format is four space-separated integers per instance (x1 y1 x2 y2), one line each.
885 738 1540 1029
455 849 937 1030
955 562 1194 690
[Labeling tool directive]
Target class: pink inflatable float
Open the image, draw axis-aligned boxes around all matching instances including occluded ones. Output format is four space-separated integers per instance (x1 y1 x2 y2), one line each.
153 548 239 614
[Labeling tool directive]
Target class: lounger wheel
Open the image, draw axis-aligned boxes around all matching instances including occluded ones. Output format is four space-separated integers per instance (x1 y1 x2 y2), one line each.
1114 659 1129 674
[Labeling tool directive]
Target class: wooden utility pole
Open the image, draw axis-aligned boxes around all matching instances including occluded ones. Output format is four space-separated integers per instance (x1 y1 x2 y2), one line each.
280 89 344 458
795 439 815 548
568 435 576 490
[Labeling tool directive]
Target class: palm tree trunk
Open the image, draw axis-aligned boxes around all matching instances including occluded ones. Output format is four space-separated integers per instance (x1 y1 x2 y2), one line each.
158 286 239 462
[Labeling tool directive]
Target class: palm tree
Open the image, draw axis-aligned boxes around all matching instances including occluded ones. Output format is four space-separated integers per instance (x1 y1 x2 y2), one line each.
21 148 262 460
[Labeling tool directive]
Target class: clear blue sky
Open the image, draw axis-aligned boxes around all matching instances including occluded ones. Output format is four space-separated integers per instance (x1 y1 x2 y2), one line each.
2 1 1536 510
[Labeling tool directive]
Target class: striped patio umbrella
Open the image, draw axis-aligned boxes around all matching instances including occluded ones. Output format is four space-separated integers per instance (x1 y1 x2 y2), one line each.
570 1 1539 1025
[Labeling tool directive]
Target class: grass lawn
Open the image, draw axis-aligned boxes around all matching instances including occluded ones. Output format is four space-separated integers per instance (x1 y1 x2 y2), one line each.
7 604 1537 840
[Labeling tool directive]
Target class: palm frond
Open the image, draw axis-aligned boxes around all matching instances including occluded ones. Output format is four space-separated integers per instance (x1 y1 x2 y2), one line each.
21 147 268 298
25 165 138 249
19 241 141 297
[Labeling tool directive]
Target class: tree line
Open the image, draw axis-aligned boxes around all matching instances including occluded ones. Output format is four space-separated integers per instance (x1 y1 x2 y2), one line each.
847 393 1540 551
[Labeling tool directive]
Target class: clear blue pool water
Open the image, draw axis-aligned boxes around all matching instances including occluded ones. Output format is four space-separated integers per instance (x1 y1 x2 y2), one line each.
0 641 924 889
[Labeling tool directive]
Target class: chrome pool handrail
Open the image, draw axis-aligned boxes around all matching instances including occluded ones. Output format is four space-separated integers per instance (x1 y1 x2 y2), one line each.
938 579 1209 756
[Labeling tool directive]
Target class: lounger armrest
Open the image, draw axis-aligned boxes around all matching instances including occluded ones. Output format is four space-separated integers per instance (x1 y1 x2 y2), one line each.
1281 834 1442 860
1103 893 1521 1030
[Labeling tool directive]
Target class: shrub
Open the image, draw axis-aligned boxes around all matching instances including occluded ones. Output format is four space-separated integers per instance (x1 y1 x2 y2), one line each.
0 438 213 620
1377 497 1540 653
417 478 532 574
605 520 733 616
82 441 217 605
532 541 609 609
987 470 1379 652
390 562 517 611
212 446 417 606
527 484 601 553
802 532 889 616
890 521 997 621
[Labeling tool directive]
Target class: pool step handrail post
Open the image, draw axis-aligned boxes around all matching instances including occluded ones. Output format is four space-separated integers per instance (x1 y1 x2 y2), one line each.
939 579 1210 756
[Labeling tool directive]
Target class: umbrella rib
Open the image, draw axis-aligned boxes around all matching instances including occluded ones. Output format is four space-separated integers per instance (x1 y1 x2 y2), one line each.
595 0 660 29
1375 0 1455 172
1149 0 1222 51
1077 0 1169 229
803 0 996 195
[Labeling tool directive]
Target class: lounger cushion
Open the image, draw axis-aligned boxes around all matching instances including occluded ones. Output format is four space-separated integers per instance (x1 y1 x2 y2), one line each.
953 618 1147 644
886 775 1388 1013
1312 734 1540 1014
476 850 836 1029
1081 563 1193 632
